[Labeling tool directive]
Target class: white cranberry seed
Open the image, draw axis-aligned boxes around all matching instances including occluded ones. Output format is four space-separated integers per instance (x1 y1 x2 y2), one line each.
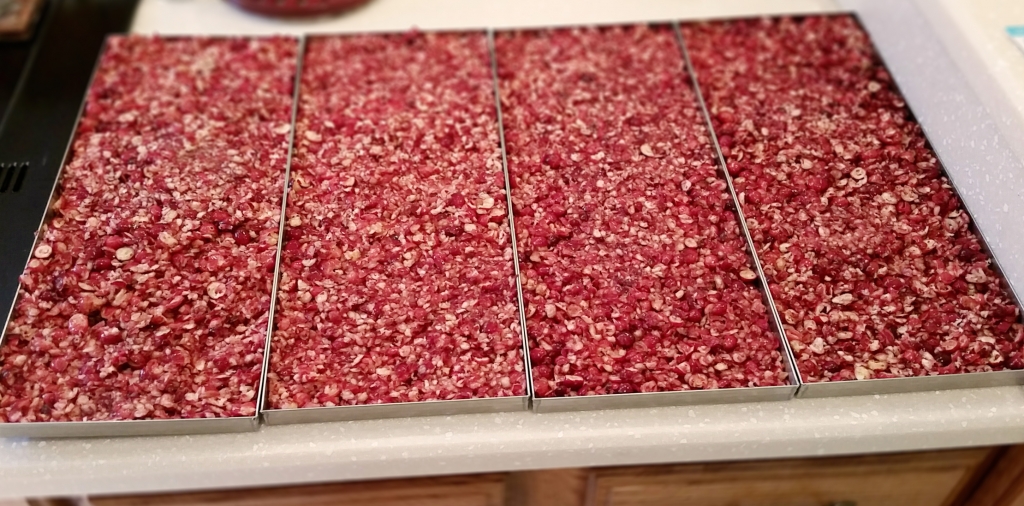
114 246 135 262
33 244 52 259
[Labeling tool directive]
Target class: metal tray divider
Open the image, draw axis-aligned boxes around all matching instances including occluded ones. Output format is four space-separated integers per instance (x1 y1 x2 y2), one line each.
671 21 804 389
256 35 308 418
796 14 1024 397
487 28 535 406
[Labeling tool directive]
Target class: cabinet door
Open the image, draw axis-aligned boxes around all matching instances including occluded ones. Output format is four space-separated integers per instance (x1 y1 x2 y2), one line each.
590 449 992 506
965 445 1024 506
89 474 507 506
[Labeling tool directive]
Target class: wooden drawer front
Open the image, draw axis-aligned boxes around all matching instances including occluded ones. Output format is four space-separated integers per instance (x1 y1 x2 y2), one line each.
965 446 1024 506
590 449 991 506
89 474 507 506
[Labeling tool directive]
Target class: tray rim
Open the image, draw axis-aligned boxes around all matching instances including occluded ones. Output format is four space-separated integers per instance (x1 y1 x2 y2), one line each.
797 368 1024 398
533 384 796 414
262 394 529 425
0 414 259 438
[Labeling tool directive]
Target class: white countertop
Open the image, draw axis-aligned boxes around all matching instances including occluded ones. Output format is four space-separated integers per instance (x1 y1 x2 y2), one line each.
925 0 1024 165
3 387 1024 498
131 0 837 34
4 0 1024 499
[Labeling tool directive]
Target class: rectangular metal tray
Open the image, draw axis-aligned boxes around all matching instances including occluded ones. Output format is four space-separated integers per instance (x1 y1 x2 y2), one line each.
259 30 533 426
4 12 1019 434
492 23 801 414
0 33 298 438
674 12 1024 398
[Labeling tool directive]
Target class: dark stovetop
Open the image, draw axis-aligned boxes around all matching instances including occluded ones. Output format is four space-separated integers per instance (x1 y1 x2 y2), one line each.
0 39 32 123
0 11 37 124
0 0 138 327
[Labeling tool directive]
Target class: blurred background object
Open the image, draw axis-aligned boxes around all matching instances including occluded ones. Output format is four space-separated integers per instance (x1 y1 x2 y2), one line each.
225 0 372 17
0 0 43 126
0 0 41 40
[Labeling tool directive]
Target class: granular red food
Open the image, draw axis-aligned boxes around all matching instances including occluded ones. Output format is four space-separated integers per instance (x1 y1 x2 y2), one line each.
0 36 298 422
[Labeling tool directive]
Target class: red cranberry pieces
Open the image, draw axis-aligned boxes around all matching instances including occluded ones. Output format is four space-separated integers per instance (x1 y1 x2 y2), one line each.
0 36 298 423
267 32 525 410
496 25 787 398
684 15 1024 383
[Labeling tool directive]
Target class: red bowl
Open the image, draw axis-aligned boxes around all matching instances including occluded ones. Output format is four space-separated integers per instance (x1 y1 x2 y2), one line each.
226 0 372 17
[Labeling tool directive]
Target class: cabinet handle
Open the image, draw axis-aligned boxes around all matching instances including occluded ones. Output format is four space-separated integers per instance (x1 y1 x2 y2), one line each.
829 502 857 506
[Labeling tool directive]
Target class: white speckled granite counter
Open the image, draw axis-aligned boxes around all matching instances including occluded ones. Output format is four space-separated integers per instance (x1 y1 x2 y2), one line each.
4 0 1024 499
3 388 1024 498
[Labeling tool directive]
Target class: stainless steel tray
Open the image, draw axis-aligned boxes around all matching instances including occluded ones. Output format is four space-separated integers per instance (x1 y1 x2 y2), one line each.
674 13 1024 398
259 31 533 426
0 35 301 438
491 23 802 414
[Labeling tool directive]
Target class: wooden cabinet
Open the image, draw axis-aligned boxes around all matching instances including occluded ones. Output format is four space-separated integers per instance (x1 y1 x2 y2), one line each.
69 447 1018 506
88 474 508 506
965 446 1024 506
587 449 992 506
